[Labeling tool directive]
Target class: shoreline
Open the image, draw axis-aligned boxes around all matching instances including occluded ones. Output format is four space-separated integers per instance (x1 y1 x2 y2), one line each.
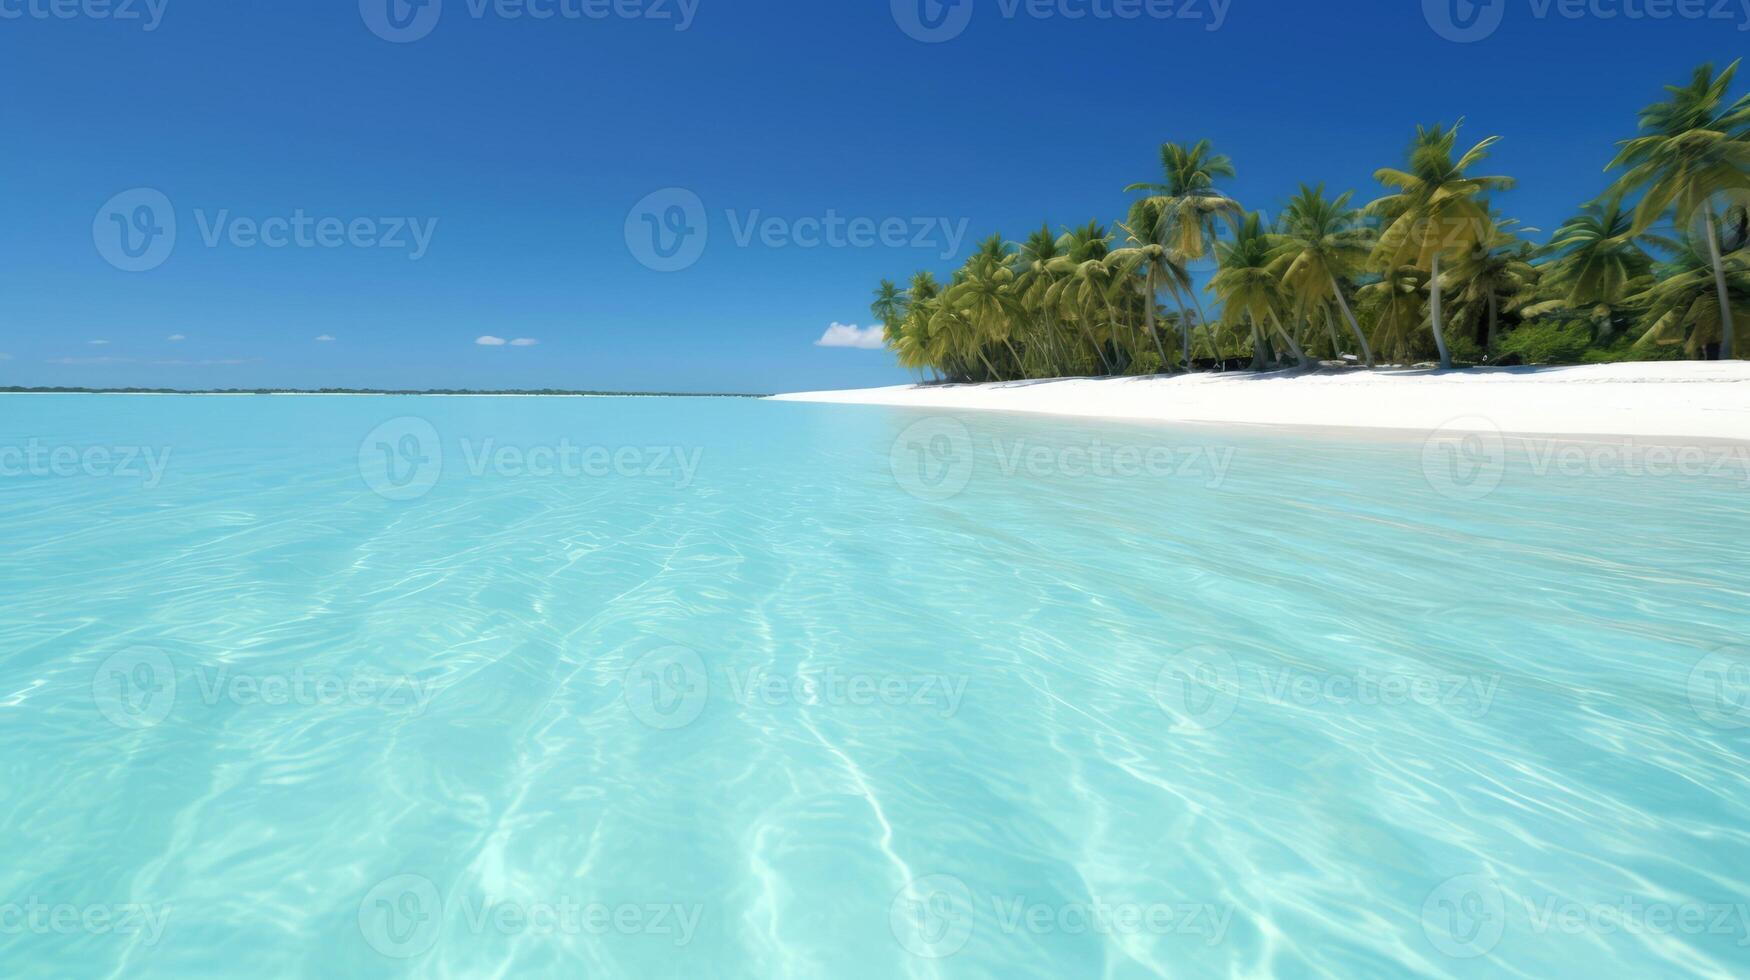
770 362 1750 443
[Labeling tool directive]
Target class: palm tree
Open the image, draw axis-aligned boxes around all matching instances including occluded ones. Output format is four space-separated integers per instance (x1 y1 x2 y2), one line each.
1127 140 1243 357
891 320 931 380
902 272 948 381
1527 191 1666 340
1047 222 1121 374
872 279 907 349
1359 266 1431 365
1210 212 1308 370
1012 225 1079 375
1630 240 1750 356
1126 140 1243 261
866 65 1747 382
944 236 1026 379
1608 59 1750 359
1369 122 1516 368
1445 215 1540 352
1108 198 1194 370
1270 183 1377 366
930 304 997 381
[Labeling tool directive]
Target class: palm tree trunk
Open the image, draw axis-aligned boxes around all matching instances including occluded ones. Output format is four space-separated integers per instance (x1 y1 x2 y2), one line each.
1071 313 1114 375
1247 313 1267 371
1019 321 1041 377
1102 298 1133 374
1001 337 1024 379
1142 271 1170 372
1050 306 1106 379
1029 315 1057 375
975 346 1001 381
1046 318 1071 376
1188 291 1220 363
1328 272 1375 367
1704 202 1737 360
1487 292 1499 353
1324 307 1345 357
1167 287 1194 370
1430 252 1453 369
1268 310 1311 367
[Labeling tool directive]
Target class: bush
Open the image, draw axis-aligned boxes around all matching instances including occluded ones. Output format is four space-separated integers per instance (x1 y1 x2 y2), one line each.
1444 333 1486 365
1579 336 1686 364
1127 349 1167 375
1498 319 1593 365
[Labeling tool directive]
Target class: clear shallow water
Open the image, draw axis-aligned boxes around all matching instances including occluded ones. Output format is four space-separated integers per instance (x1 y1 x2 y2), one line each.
0 394 1747 979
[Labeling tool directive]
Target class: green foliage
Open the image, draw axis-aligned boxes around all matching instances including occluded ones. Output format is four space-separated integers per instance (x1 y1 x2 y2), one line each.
1499 320 1595 364
1580 336 1687 363
1127 348 1168 376
1607 59 1750 358
871 61 1747 381
1444 333 1487 366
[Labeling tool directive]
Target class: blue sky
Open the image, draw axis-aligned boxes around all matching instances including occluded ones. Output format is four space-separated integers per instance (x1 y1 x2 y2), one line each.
0 0 1742 392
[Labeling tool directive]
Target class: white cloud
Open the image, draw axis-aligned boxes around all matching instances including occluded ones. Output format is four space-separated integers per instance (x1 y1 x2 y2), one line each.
88 339 110 346
314 335 336 342
510 338 539 347
167 334 186 342
476 335 507 346
815 322 887 350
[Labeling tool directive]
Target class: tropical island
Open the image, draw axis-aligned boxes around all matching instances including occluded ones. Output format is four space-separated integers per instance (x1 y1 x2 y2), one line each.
778 60 1750 441
862 60 1746 381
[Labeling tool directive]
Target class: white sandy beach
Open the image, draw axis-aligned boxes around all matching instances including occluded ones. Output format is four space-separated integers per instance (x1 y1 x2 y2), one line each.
773 362 1750 442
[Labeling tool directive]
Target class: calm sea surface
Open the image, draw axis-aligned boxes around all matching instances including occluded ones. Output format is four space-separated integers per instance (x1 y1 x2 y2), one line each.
1 394 1746 978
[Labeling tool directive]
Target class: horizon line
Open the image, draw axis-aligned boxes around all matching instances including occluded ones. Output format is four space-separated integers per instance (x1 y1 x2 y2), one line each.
0 387 771 398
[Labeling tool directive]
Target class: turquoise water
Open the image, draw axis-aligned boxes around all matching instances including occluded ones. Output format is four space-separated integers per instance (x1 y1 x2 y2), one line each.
1 394 1747 978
